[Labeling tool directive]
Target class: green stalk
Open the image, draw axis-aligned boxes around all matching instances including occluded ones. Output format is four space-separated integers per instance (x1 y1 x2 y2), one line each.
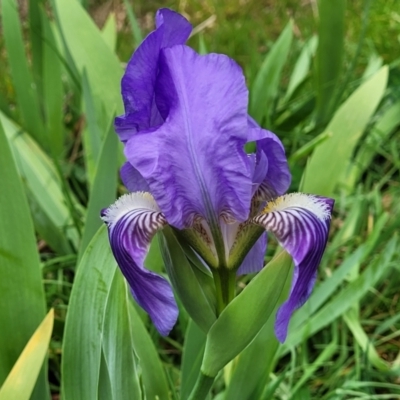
187 372 214 400
212 268 236 316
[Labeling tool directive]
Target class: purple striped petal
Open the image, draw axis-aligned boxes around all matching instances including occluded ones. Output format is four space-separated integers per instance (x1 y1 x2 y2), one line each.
248 119 291 199
101 192 178 336
115 9 192 142
124 46 252 229
253 193 334 342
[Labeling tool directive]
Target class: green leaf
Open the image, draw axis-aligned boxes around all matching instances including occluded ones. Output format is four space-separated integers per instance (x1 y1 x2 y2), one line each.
62 227 141 400
29 0 45 89
53 0 123 121
289 212 388 336
250 20 293 124
122 0 143 48
1 0 45 144
201 251 292 377
78 116 118 260
314 0 346 124
41 10 65 157
343 308 390 371
0 121 48 399
101 12 117 51
0 112 79 253
284 235 397 349
127 301 170 400
181 321 207 400
81 70 114 187
101 272 142 399
345 100 400 189
302 66 388 196
160 227 217 333
284 35 318 102
0 309 54 400
224 264 293 400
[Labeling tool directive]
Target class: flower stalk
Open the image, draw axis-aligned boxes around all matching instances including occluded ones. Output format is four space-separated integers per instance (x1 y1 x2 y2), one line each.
187 372 215 400
212 268 237 316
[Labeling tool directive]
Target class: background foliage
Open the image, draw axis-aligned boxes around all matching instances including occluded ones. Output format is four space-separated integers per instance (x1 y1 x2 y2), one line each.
0 0 400 399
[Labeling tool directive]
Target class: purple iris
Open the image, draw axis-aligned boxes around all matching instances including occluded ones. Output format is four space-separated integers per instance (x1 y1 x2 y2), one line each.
101 9 334 342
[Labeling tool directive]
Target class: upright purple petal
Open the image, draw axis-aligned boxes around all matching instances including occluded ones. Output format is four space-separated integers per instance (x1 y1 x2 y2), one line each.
155 8 192 46
120 162 150 193
253 193 334 342
115 9 192 141
248 119 291 198
125 46 252 229
101 193 178 336
236 232 267 275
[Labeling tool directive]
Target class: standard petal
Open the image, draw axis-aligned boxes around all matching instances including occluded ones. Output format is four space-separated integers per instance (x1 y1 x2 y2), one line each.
155 8 193 47
236 232 267 275
248 120 291 199
125 45 252 229
115 9 192 141
101 192 178 336
120 162 150 193
253 193 334 342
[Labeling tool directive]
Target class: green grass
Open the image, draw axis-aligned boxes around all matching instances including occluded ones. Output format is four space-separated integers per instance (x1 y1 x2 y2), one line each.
0 0 400 399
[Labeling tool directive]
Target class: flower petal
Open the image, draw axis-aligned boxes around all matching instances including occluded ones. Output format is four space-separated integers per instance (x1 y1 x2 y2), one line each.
124 45 252 229
236 232 267 275
101 192 178 336
120 162 150 192
253 193 334 342
248 119 291 199
115 9 192 142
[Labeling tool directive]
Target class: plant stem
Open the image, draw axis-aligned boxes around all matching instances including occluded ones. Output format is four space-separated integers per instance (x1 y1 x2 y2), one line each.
187 372 214 400
212 268 236 316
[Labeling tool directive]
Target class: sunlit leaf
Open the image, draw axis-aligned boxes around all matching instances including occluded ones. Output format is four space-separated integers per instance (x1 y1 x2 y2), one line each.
0 310 54 400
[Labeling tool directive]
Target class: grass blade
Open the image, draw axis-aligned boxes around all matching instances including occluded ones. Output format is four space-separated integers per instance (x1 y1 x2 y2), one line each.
314 0 346 124
78 115 118 260
1 0 45 145
0 120 48 399
284 36 318 102
0 112 79 252
284 235 397 349
41 9 65 157
122 0 143 48
250 20 293 125
53 0 123 122
302 66 388 196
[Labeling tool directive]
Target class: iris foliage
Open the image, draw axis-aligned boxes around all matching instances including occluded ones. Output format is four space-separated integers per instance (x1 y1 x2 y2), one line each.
0 0 400 399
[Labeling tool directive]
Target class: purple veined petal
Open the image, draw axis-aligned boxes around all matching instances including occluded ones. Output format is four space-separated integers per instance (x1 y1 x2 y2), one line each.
253 193 334 342
247 119 291 198
115 9 192 141
125 45 252 229
236 232 267 275
120 162 150 192
101 192 178 336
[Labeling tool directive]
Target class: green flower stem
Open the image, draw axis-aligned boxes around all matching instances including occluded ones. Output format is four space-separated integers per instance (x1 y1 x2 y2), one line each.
187 372 215 400
212 268 236 316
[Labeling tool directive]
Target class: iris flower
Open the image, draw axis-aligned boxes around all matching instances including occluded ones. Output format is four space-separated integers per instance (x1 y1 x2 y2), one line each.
101 9 334 342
